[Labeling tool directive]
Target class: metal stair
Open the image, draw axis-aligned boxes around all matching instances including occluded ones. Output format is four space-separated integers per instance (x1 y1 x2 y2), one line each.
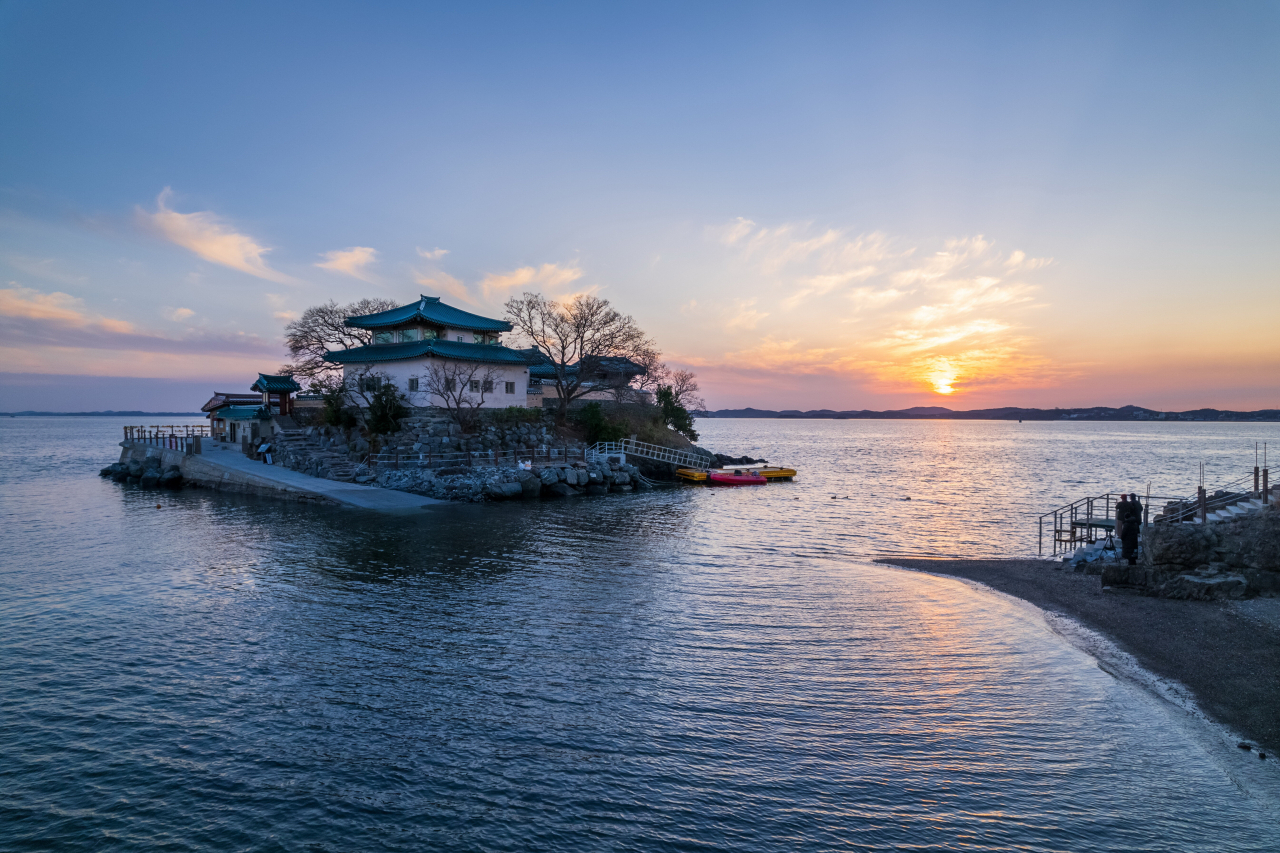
587 438 713 469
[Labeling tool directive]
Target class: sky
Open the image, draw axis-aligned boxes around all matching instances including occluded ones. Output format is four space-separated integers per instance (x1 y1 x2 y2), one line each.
1 1 1278 412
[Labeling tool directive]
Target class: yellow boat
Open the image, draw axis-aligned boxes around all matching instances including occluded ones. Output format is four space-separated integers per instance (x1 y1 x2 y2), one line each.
676 466 796 483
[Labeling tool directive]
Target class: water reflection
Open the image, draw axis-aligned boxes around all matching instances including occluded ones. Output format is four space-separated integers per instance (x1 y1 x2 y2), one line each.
1 418 1278 850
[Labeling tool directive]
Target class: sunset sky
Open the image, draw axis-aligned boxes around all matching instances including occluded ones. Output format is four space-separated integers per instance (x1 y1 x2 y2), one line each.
1 2 1277 412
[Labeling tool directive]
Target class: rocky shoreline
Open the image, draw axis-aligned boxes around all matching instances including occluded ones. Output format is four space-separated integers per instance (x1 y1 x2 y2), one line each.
878 558 1280 754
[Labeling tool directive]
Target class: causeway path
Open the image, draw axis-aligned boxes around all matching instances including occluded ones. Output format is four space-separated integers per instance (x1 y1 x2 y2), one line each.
185 442 445 512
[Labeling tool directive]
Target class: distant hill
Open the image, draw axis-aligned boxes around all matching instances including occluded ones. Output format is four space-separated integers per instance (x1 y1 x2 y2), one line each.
698 404 1280 422
1 411 203 417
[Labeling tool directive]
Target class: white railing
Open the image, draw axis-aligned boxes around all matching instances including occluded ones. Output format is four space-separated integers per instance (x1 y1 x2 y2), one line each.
587 438 712 469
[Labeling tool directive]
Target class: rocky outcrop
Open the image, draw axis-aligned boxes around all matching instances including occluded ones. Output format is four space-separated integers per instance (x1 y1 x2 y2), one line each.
1102 505 1280 598
373 457 647 503
100 459 184 490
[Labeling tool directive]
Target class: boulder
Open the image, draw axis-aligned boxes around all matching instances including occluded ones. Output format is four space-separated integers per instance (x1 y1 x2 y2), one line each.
139 472 161 489
538 467 560 486
585 484 609 496
543 482 578 498
518 472 542 498
1159 572 1249 600
127 459 145 478
142 455 162 471
159 469 183 489
486 481 524 500
613 471 631 485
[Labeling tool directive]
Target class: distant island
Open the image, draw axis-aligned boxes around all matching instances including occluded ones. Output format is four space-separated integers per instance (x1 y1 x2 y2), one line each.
1 411 203 417
698 404 1280 422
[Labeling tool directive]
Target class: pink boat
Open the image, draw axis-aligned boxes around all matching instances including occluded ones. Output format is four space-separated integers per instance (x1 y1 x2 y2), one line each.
706 469 768 486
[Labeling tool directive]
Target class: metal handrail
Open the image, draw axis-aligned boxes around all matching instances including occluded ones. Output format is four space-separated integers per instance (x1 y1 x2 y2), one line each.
1038 467 1272 556
587 438 712 469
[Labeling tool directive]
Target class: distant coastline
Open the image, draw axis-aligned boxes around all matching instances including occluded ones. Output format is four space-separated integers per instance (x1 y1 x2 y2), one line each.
1 411 203 417
699 404 1280 422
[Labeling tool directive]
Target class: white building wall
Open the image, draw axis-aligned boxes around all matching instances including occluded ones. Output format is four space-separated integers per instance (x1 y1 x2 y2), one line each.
342 358 529 409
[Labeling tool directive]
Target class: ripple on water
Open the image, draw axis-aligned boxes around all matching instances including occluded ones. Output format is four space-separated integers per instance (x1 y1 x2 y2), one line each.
1 417 1278 851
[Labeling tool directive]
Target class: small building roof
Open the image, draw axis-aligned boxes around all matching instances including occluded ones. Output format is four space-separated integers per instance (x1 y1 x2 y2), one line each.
251 373 301 393
201 393 262 412
213 405 272 421
344 295 512 333
324 338 532 366
515 349 647 381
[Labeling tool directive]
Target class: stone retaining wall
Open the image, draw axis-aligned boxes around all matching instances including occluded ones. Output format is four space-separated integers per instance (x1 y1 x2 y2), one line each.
1102 505 1280 599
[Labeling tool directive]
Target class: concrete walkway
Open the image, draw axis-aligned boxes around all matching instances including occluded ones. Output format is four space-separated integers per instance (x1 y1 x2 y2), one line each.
189 443 445 512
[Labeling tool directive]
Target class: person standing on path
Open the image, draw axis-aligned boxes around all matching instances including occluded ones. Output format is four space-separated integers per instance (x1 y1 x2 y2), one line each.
1115 493 1129 543
1121 492 1142 565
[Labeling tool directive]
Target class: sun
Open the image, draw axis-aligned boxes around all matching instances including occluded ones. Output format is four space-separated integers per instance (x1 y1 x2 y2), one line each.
923 358 958 395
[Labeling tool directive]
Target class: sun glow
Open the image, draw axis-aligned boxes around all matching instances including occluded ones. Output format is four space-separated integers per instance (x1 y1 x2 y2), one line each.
922 357 959 395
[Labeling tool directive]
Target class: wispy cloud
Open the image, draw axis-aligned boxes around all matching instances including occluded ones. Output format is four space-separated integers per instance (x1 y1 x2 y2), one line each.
316 246 378 281
725 298 768 330
138 188 295 283
417 247 449 261
479 262 587 301
164 307 195 322
706 219 1054 396
414 269 476 305
0 284 281 357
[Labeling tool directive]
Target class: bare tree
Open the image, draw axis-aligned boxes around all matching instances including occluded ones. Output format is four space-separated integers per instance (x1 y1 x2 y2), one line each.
415 360 502 433
666 369 706 413
279 298 399 381
628 346 705 411
505 292 651 422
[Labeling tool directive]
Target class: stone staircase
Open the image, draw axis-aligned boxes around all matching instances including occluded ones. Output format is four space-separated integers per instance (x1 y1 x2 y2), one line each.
1196 494 1271 524
273 427 363 483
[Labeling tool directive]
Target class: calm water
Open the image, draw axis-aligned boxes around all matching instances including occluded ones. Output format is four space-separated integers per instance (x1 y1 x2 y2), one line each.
2 416 1278 851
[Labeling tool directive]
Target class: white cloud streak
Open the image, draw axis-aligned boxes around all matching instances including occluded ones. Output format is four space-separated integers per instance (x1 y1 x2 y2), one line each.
138 188 294 283
316 246 378 281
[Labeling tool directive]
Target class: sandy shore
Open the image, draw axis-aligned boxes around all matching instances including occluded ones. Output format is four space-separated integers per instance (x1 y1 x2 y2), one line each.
876 559 1280 753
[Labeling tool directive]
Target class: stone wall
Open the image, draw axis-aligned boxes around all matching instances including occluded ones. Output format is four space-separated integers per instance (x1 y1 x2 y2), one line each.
1102 505 1280 599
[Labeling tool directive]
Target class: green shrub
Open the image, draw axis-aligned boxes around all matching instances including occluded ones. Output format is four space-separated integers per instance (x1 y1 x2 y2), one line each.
485 406 545 426
572 402 628 444
366 381 410 435
657 387 698 442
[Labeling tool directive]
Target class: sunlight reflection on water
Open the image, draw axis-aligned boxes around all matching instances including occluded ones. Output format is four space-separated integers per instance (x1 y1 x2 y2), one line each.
0 417 1277 851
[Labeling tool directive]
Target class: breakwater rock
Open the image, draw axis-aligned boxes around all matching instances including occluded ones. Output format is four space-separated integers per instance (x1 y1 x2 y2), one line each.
374 458 648 503
1102 505 1280 599
99 457 184 489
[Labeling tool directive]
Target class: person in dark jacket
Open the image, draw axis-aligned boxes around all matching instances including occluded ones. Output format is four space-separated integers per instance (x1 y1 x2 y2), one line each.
1121 492 1142 564
1114 493 1129 542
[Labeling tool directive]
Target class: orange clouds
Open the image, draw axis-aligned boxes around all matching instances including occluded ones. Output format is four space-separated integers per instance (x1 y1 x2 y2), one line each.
688 220 1056 400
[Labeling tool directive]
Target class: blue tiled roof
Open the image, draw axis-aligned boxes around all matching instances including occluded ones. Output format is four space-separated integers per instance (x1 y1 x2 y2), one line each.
212 405 271 421
324 339 532 365
251 373 301 393
344 295 512 332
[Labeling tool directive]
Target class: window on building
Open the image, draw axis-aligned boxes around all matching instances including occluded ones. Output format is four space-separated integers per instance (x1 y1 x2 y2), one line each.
422 328 438 340
360 376 382 393
482 379 494 392
473 333 485 344
401 328 419 342
407 377 419 392
373 331 393 345
444 378 455 392
469 380 481 392
457 335 465 342
505 381 515 394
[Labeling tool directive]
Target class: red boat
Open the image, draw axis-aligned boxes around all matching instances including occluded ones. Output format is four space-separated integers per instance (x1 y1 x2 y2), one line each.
706 469 768 486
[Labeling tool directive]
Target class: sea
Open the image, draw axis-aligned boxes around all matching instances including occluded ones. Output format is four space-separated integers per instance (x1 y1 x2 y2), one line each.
1 415 1278 851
